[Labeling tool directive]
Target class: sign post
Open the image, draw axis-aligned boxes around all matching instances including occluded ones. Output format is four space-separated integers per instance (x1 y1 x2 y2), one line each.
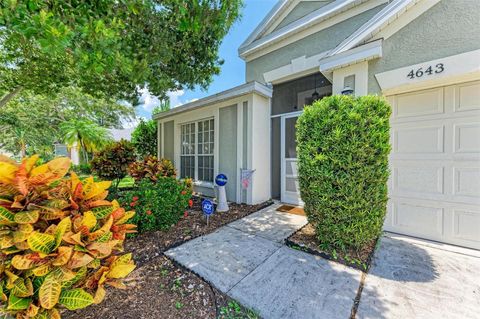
202 199 214 226
215 174 229 212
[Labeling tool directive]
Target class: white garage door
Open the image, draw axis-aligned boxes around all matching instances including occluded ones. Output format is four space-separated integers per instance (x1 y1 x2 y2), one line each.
385 80 480 250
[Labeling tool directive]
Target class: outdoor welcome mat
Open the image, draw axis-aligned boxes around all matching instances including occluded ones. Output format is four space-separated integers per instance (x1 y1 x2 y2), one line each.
276 204 306 216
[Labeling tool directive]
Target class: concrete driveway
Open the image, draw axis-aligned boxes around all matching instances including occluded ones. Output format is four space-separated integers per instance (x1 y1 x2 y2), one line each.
166 204 480 319
358 233 480 319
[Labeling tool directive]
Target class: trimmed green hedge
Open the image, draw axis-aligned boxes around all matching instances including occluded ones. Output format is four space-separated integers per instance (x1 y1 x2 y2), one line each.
297 95 391 253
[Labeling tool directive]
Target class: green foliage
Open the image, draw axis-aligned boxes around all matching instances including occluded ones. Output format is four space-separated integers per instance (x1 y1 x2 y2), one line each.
123 178 192 233
152 99 171 115
128 156 176 183
219 300 259 319
297 95 391 253
0 155 136 319
0 0 242 105
131 120 157 158
90 140 136 190
0 87 134 158
71 163 92 176
61 119 113 163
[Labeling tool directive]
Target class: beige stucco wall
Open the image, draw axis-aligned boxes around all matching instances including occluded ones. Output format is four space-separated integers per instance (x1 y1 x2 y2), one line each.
368 0 480 94
245 4 387 83
219 104 238 201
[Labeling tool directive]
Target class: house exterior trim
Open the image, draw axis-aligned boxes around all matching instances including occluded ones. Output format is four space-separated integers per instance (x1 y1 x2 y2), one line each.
239 0 388 61
153 81 272 120
263 50 330 84
238 0 291 50
320 39 383 72
329 0 440 56
375 49 480 95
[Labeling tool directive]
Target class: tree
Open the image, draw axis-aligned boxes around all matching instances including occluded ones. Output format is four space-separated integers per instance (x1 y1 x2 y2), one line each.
60 119 113 163
153 98 171 115
131 119 158 158
0 0 242 107
0 87 135 158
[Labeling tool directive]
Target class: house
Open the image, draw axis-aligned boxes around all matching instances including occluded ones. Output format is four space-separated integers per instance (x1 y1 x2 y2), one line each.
109 128 134 141
154 0 480 250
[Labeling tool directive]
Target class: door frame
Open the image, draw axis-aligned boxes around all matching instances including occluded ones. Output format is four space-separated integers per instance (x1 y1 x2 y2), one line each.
280 111 303 206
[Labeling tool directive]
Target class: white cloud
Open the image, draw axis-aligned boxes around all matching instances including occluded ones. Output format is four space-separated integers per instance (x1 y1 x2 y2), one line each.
167 90 185 107
122 116 146 129
184 98 199 104
139 88 161 112
138 88 199 113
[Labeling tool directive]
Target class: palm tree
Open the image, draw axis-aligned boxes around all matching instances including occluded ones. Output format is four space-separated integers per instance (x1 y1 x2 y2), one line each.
60 119 113 163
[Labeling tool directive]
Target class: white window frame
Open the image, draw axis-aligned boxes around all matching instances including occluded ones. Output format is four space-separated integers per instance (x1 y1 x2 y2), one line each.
180 118 215 184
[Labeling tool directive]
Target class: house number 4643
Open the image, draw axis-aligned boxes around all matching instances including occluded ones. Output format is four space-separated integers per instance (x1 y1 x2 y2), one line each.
407 63 444 79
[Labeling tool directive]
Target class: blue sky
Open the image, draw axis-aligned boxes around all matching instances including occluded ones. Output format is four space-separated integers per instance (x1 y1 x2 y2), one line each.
136 0 277 120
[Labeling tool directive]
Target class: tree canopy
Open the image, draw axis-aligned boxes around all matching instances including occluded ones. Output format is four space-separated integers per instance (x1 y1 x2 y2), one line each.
0 87 135 158
0 0 243 106
131 119 157 158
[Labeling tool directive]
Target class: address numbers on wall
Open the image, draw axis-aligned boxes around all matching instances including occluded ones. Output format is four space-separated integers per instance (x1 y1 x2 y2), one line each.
407 63 444 79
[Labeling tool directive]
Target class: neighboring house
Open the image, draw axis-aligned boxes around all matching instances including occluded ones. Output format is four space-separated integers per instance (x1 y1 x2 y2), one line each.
154 0 480 250
109 128 134 141
54 142 80 165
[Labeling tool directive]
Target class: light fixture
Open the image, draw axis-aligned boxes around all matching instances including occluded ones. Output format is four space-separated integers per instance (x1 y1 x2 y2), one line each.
341 86 354 95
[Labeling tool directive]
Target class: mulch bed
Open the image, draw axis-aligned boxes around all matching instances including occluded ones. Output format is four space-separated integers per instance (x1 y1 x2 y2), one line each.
64 197 270 319
285 224 377 271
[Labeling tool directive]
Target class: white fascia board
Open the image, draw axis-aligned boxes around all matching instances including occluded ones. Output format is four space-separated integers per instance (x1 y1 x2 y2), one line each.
263 50 330 84
239 0 290 50
152 82 272 120
329 0 415 56
319 39 383 72
239 0 362 59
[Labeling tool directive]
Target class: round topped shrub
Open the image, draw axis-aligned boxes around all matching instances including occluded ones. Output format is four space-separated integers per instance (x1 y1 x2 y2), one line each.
297 95 391 253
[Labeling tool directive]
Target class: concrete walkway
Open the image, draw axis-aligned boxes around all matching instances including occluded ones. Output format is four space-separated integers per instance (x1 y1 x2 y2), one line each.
166 204 363 319
166 204 480 319
358 233 480 319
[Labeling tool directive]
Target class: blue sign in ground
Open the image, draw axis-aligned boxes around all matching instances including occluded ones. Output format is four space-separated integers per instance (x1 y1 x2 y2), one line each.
215 173 228 186
202 199 215 216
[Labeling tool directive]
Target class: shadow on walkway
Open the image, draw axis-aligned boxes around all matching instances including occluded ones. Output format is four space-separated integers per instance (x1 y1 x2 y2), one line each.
369 235 439 283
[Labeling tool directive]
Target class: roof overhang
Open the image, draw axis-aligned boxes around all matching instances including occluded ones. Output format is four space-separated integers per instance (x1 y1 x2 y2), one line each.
239 0 382 61
329 0 440 56
152 82 272 120
319 39 383 73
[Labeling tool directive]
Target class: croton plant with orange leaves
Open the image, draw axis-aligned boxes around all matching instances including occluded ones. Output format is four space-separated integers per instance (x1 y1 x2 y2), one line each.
0 155 136 319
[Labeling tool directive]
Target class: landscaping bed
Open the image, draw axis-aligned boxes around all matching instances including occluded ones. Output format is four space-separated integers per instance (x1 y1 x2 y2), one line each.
64 197 270 319
286 224 377 271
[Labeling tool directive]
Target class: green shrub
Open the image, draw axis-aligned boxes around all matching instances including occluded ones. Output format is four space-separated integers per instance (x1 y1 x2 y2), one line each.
122 177 192 233
128 156 176 183
297 95 391 253
131 119 157 158
71 162 92 175
91 139 136 190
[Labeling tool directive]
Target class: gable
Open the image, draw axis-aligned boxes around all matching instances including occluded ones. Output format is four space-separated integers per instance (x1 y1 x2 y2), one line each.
368 0 480 93
239 0 389 61
273 1 333 32
245 4 387 83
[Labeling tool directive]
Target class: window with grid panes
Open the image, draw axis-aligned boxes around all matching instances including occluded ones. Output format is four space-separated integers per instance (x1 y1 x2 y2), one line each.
180 119 214 182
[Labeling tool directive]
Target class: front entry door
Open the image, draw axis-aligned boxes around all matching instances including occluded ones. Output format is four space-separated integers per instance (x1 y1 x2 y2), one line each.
281 113 302 205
